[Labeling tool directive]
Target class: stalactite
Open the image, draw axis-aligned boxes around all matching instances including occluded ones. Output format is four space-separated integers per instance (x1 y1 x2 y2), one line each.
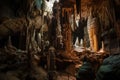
41 0 47 12
76 0 81 15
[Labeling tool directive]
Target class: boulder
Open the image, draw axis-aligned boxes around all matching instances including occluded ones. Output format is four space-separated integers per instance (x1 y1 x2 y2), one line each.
96 54 120 80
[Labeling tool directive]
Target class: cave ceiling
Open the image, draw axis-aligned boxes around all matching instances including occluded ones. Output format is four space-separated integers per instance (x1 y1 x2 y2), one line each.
60 0 104 17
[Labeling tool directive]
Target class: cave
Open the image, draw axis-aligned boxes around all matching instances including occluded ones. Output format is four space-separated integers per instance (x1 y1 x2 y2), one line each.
0 0 120 80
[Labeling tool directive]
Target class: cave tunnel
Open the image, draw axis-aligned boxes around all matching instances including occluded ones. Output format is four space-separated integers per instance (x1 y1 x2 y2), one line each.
0 0 120 80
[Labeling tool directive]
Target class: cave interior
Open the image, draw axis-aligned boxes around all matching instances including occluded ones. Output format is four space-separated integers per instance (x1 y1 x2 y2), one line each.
0 0 120 80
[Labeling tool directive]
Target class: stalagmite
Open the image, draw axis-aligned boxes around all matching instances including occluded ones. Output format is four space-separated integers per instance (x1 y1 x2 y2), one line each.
8 36 12 46
98 41 105 53
87 9 99 52
74 37 80 47
80 39 83 47
37 32 42 47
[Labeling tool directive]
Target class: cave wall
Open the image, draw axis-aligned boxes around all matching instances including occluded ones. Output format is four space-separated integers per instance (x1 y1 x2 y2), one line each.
92 0 120 52
0 0 40 49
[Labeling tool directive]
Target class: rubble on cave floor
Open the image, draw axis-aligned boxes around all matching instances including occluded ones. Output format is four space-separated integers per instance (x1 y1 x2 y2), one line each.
0 43 110 80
